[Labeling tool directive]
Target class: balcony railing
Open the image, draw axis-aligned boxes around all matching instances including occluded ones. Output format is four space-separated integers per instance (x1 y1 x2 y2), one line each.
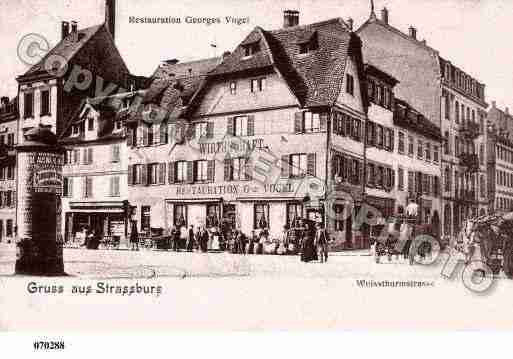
459 121 481 140
460 153 479 173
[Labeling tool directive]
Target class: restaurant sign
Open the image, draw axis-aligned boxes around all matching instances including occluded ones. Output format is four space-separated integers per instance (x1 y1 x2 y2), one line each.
176 182 296 196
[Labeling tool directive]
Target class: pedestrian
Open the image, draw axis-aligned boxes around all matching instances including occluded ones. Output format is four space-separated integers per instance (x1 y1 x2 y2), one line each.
199 227 209 252
129 220 139 251
180 224 188 250
315 222 329 263
300 222 316 262
171 226 180 252
247 230 256 254
186 225 195 252
277 226 288 255
236 230 246 255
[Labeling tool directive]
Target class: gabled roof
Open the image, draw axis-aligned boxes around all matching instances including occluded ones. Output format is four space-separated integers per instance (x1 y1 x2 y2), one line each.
207 18 360 108
19 24 104 79
130 57 221 123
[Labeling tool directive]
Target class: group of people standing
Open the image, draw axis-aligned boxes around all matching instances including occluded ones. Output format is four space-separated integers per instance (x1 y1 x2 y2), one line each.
126 218 330 263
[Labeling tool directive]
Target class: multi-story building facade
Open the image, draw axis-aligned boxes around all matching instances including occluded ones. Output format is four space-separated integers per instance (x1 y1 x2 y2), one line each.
487 102 513 212
15 0 130 145
439 58 488 236
60 93 136 244
0 96 18 242
358 6 487 239
127 12 374 246
362 65 442 236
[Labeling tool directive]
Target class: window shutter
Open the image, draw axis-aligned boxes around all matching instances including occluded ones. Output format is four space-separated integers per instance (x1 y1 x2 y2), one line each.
88 148 93 164
206 122 214 138
307 153 316 177
224 158 232 181
12 191 16 208
320 113 328 132
86 177 93 197
186 161 194 183
142 125 149 146
281 155 290 178
168 162 175 184
244 157 252 180
68 179 73 197
128 165 134 185
331 155 338 179
390 129 395 152
141 164 148 186
391 169 395 189
294 112 303 133
207 160 215 182
227 117 235 136
159 163 166 184
109 177 114 196
82 149 88 164
247 115 255 136
127 128 134 147
160 123 168 144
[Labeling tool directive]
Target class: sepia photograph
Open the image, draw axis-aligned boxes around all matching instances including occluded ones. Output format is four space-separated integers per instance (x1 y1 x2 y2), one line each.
1 0 513 347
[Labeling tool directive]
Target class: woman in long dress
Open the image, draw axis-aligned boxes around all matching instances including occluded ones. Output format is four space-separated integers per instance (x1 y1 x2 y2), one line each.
300 222 317 262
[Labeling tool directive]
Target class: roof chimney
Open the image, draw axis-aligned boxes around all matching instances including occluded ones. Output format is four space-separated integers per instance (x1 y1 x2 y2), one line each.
381 7 389 24
283 10 299 28
70 21 78 41
408 26 417 39
346 18 354 31
105 0 116 41
492 101 496 108
506 107 509 115
61 21 70 40
0 97 9 107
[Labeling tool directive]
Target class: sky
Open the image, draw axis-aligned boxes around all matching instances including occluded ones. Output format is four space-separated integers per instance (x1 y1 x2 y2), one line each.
1 0 512 110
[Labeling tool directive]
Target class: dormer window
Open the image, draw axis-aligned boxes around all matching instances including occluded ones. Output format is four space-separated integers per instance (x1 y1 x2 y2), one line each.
72 125 79 135
298 38 318 54
243 42 260 57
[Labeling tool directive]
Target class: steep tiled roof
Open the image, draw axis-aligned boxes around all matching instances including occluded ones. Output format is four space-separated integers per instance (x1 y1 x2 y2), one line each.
208 18 357 107
20 24 104 78
131 57 220 123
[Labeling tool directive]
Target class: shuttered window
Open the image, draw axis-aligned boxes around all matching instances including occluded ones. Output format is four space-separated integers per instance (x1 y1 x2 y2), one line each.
110 176 120 197
194 160 209 182
175 161 187 183
111 145 120 163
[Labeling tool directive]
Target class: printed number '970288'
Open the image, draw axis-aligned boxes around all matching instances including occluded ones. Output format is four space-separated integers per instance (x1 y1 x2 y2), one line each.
33 341 65 350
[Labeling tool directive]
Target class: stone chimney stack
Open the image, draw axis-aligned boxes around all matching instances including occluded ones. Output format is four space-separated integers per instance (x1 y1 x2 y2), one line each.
61 21 69 40
1 96 9 106
381 7 389 24
105 0 116 41
347 18 354 31
409 26 417 39
283 10 299 28
70 21 78 42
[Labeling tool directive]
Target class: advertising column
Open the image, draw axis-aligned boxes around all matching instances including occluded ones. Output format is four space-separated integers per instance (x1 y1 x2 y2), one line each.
15 126 65 275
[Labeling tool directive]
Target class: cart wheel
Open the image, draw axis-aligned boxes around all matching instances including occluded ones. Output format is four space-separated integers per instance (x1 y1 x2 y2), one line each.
503 241 513 279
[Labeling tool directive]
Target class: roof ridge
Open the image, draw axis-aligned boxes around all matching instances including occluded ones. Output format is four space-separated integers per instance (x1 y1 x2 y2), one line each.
269 17 348 34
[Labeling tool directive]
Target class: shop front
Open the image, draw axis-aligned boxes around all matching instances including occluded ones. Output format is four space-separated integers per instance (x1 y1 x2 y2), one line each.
64 201 126 244
163 178 325 240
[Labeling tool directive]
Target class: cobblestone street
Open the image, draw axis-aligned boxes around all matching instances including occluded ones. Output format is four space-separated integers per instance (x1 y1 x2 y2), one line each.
2 244 513 330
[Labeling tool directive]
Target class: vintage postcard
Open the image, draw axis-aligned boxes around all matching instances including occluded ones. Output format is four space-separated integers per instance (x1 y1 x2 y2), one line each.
1 0 513 338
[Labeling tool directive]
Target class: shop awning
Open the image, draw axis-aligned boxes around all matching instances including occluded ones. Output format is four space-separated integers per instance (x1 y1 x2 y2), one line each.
69 201 124 212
